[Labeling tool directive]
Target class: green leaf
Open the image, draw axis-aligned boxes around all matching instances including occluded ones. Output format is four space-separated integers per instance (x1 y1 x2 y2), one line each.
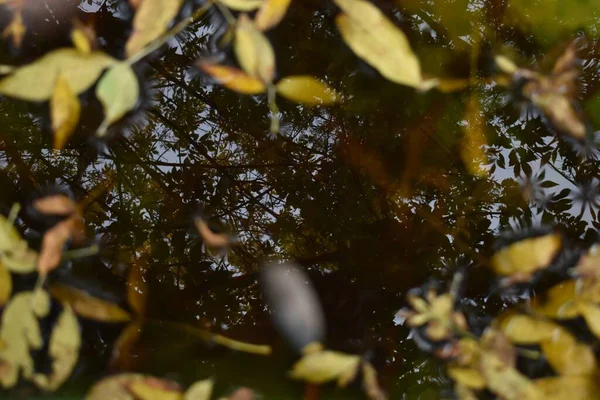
96 62 140 136
334 0 422 88
276 76 339 106
126 0 184 57
0 48 116 101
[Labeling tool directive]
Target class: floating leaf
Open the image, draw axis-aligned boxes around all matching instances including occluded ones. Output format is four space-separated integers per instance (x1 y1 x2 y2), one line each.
96 62 139 136
540 328 596 376
199 62 267 94
447 366 486 390
184 379 214 400
461 95 489 177
219 0 264 11
0 214 38 274
32 305 80 390
276 76 338 106
234 14 276 84
0 48 116 101
225 387 255 400
38 218 83 276
49 284 131 322
0 291 47 388
530 280 579 319
51 75 81 150
125 0 184 57
255 0 291 31
129 376 183 400
0 262 11 306
534 376 600 400
496 313 561 344
490 233 561 281
290 343 361 386
334 0 422 88
2 11 25 48
578 302 600 339
480 350 541 400
85 374 182 400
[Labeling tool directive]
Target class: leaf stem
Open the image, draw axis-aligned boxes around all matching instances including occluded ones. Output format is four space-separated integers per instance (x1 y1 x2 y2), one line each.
127 1 214 66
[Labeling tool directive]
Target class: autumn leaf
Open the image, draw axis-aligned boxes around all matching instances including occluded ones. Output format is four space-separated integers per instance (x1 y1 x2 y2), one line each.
334 0 422 88
125 0 184 57
496 312 561 344
32 305 81 390
194 216 234 251
71 21 97 55
490 233 561 281
234 14 276 84
51 75 81 150
128 376 183 400
276 76 338 106
0 214 38 274
289 343 361 386
0 262 11 307
255 0 291 31
0 48 116 101
534 376 600 400
198 62 267 94
85 374 182 400
362 362 387 400
33 195 78 216
219 0 264 11
110 321 142 370
49 284 131 322
540 328 596 376
183 379 214 400
96 62 140 136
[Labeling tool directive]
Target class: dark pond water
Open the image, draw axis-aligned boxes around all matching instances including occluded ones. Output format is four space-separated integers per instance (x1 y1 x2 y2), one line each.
1 0 600 398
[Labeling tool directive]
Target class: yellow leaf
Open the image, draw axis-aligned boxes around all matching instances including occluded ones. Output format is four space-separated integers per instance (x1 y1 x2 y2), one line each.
496 313 561 344
495 55 519 75
334 0 422 88
2 11 25 48
361 362 387 400
198 62 267 94
481 351 542 400
276 76 339 106
0 48 116 101
96 62 139 136
129 378 183 400
0 291 47 388
126 0 184 57
0 213 38 273
49 284 131 322
541 328 596 376
219 0 264 11
0 261 11 306
51 75 81 150
530 280 580 319
578 303 600 339
32 305 81 390
255 0 291 31
534 376 600 400
210 332 271 355
71 28 92 55
461 95 489 177
184 379 214 400
289 348 361 386
447 366 486 390
490 233 561 278
234 14 276 84
85 374 182 400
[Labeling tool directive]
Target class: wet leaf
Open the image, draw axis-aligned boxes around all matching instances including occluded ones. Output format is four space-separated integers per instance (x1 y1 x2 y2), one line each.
290 343 361 386
255 0 291 31
0 291 47 388
2 11 25 48
198 62 267 94
534 376 600 400
496 313 561 344
490 233 561 280
219 0 263 11
125 0 184 57
96 62 139 136
276 76 338 106
51 75 81 150
234 14 275 84
574 245 600 278
0 261 11 306
461 95 489 177
49 284 131 322
260 263 326 352
540 328 596 376
530 92 586 140
0 48 116 101
32 305 80 390
183 379 214 400
334 0 422 88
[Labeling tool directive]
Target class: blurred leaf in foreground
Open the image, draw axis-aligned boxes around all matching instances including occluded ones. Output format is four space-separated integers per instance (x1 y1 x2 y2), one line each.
49 284 131 322
51 74 81 150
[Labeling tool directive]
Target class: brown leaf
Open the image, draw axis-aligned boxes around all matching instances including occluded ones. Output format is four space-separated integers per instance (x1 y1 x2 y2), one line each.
38 219 77 276
33 195 78 216
49 284 131 322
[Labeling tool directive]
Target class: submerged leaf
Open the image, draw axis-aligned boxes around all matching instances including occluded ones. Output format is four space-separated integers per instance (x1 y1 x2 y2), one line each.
125 0 184 57
490 233 561 280
290 345 361 386
51 75 81 150
255 0 291 31
276 76 338 106
96 62 139 136
0 48 116 101
49 284 131 322
234 14 276 84
334 0 422 88
33 305 81 390
183 379 214 400
198 62 267 94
